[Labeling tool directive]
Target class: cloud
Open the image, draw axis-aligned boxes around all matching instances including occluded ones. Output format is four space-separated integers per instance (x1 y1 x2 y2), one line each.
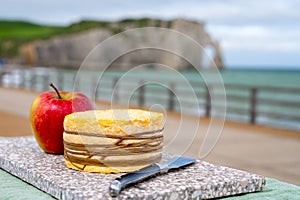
205 24 300 66
158 0 300 26
207 25 300 52
1 0 300 26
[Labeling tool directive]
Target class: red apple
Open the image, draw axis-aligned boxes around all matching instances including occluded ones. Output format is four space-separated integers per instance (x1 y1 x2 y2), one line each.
30 82 94 154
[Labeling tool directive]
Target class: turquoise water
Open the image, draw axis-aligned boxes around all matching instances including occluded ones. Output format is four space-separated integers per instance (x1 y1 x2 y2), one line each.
219 69 300 88
53 68 300 88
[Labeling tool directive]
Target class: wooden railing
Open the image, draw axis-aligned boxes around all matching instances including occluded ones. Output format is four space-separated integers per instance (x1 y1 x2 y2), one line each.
1 68 300 130
96 77 300 129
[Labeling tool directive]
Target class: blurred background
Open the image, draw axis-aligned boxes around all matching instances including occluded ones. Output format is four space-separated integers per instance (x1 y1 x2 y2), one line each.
1 0 300 67
0 0 299 185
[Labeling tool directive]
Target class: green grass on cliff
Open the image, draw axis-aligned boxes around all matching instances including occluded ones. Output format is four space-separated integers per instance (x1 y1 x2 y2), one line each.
0 20 119 58
0 18 166 58
0 20 62 38
0 20 64 58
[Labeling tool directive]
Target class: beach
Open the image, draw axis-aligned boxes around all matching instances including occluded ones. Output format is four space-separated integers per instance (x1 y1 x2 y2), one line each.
0 86 299 185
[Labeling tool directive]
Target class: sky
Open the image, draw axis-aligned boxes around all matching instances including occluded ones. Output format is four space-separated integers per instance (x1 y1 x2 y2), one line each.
1 0 300 69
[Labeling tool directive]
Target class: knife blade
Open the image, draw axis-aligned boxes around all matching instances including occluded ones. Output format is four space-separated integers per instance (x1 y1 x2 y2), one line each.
108 156 196 197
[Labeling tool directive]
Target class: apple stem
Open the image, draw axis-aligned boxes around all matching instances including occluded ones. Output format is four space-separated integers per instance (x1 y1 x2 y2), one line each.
49 82 62 99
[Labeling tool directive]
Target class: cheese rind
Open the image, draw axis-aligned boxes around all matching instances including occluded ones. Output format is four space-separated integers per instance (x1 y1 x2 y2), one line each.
64 109 164 136
63 109 164 173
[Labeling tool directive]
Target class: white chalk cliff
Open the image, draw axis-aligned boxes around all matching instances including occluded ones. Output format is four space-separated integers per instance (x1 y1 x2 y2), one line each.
20 18 224 70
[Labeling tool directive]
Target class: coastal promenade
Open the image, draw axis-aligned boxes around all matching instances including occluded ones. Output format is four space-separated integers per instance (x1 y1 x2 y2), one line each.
0 86 299 185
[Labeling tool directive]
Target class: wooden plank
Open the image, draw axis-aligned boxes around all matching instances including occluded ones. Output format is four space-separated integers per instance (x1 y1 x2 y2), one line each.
257 112 300 122
258 98 300 108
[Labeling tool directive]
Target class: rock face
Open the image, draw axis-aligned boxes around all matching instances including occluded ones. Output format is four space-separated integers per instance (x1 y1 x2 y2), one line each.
19 18 224 70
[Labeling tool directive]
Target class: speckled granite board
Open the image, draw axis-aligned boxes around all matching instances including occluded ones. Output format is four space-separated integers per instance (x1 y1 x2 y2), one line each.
0 136 265 199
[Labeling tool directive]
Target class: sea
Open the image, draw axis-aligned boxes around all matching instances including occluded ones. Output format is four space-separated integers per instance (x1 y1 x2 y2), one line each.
2 66 300 131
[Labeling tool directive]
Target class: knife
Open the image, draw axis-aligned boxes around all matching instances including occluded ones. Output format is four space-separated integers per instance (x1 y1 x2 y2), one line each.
108 156 196 197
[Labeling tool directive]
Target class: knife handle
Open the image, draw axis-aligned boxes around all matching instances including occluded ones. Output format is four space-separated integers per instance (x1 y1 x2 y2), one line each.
109 164 162 197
